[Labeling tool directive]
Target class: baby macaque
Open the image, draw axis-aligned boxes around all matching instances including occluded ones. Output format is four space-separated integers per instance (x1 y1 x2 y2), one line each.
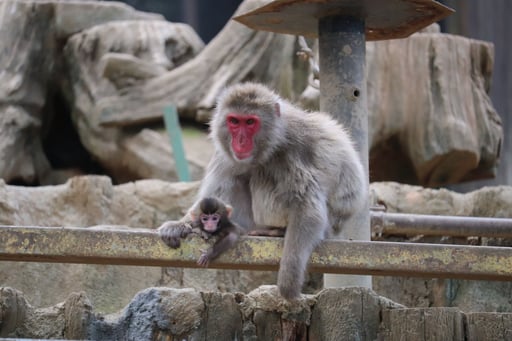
191 197 242 267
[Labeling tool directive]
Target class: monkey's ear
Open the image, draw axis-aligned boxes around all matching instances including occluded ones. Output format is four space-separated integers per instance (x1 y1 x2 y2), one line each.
226 204 233 217
274 103 281 117
190 212 196 220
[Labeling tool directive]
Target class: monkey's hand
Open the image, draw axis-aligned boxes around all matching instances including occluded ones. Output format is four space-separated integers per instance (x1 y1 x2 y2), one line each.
158 221 193 248
197 249 212 267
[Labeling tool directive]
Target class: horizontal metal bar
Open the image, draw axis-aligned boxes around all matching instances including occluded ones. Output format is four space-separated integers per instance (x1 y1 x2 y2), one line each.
0 339 85 341
1 225 512 281
371 211 512 238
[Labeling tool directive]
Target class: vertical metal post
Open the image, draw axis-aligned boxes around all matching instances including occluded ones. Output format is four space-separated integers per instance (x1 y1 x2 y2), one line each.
319 16 371 288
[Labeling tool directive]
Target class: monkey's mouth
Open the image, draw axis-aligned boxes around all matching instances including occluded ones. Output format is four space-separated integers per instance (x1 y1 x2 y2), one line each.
203 225 217 232
233 151 252 160
231 138 253 160
231 146 253 160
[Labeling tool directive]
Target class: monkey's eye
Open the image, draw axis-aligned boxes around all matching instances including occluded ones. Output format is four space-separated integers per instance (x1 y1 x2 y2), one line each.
228 117 240 125
246 118 256 125
211 214 220 221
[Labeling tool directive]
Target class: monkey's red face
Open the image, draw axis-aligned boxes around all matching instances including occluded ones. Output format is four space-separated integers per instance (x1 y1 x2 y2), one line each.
226 113 261 160
200 213 221 232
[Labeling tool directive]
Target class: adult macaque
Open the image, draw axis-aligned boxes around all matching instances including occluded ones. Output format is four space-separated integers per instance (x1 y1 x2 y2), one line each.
191 197 242 267
159 82 366 300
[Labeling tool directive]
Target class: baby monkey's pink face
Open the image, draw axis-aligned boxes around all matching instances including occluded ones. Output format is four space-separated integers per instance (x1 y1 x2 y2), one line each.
200 213 221 232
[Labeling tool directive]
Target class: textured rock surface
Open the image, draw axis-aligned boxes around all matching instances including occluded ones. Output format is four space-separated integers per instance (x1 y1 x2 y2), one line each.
1 286 403 340
4 285 512 340
91 0 298 125
367 31 501 187
63 19 206 182
0 0 162 185
0 1 501 187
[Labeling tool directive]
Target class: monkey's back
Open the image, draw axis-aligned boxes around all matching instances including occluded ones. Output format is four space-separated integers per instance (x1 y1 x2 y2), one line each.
278 104 367 230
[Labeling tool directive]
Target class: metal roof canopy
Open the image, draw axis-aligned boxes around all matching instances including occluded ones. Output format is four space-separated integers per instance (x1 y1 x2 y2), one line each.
234 0 454 40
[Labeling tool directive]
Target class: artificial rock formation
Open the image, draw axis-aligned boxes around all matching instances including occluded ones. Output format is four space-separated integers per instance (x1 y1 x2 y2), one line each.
0 0 304 185
90 0 298 126
63 19 206 182
3 286 512 340
0 286 403 340
0 0 163 185
367 29 502 187
0 0 502 187
301 25 502 187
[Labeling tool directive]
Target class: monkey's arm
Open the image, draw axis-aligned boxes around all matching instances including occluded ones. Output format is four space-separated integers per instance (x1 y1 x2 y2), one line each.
197 229 240 267
157 219 194 248
157 202 201 248
278 195 328 300
158 194 210 249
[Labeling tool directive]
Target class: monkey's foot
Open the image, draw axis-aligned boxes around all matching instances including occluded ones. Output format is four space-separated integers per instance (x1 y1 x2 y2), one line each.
157 221 192 248
277 258 304 301
248 226 286 237
277 277 302 301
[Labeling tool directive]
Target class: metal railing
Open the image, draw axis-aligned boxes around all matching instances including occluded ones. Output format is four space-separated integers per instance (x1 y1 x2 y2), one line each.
1 216 512 281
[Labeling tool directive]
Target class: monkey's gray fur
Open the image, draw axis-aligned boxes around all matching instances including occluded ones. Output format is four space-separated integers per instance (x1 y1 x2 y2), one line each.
159 82 367 300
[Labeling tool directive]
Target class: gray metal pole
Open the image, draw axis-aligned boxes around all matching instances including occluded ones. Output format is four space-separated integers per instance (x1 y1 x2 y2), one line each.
319 16 371 288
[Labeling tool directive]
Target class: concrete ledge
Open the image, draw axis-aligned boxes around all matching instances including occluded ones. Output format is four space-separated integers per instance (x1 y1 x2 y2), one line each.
0 225 511 281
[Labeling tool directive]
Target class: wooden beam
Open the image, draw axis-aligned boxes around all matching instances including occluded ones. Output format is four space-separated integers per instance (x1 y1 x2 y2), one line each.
1 225 511 281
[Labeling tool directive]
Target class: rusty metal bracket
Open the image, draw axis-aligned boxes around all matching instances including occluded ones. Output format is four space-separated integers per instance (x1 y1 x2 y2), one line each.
0 225 511 281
